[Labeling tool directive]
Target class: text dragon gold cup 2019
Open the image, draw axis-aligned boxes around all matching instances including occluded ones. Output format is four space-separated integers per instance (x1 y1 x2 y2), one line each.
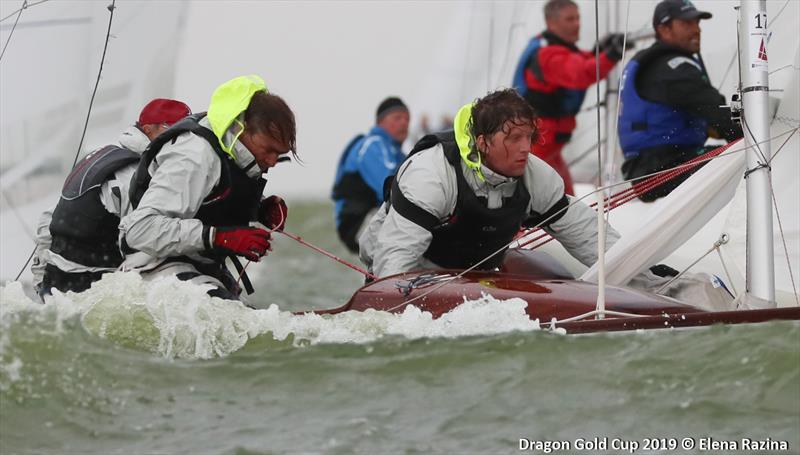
518 437 791 453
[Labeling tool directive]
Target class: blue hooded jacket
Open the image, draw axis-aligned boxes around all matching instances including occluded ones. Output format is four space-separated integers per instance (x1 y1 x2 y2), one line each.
332 126 405 225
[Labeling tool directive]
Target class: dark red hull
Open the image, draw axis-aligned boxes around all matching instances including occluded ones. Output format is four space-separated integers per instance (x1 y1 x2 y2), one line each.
313 250 800 334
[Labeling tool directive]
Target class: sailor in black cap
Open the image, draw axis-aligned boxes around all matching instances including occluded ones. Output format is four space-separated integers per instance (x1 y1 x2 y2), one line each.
617 0 742 201
331 97 410 253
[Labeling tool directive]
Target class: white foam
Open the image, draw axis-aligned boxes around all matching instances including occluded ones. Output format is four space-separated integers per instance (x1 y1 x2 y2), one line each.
0 273 541 360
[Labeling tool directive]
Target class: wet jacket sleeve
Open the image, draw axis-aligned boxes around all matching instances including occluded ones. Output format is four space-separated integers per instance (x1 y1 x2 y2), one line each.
641 56 743 141
119 133 222 257
524 156 620 267
31 206 54 288
538 46 617 90
357 138 399 203
98 164 137 218
370 147 456 277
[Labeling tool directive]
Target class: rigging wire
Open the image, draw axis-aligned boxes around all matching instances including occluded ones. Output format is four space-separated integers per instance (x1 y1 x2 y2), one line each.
0 190 33 240
719 0 792 89
566 138 604 167
764 128 800 306
487 2 493 91
458 2 476 104
768 63 800 76
766 125 798 164
71 1 116 168
741 113 771 168
654 235 728 295
0 0 25 61
0 2 34 264
0 0 48 24
494 1 527 89
604 0 632 194
13 0 117 282
518 128 797 249
593 0 602 191
592 0 609 318
769 178 800 306
716 247 738 297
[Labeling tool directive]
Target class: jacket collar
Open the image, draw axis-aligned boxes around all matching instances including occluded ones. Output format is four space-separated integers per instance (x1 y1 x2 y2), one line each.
541 30 579 52
369 125 402 148
118 125 151 153
204 115 262 180
651 40 696 58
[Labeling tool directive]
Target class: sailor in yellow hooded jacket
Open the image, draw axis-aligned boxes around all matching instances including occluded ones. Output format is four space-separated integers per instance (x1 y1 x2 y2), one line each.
119 75 296 300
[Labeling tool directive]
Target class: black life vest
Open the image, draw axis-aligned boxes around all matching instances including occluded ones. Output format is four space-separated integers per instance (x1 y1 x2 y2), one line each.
330 134 379 217
388 132 532 270
49 145 140 268
517 31 588 119
129 113 265 228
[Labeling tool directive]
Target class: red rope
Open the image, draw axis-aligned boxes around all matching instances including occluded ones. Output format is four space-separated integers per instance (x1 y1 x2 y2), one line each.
516 139 741 250
236 202 378 285
279 230 377 280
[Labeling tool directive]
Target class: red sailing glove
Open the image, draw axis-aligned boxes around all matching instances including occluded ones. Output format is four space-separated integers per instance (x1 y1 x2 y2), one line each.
205 226 271 261
258 195 288 231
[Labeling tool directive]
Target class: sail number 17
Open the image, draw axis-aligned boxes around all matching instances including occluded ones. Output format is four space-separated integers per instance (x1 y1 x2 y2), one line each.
754 13 767 29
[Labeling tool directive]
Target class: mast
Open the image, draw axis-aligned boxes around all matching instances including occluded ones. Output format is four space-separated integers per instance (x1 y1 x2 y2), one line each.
738 0 775 303
602 0 621 185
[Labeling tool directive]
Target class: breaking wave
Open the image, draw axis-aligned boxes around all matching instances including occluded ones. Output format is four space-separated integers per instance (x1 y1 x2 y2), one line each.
0 272 541 360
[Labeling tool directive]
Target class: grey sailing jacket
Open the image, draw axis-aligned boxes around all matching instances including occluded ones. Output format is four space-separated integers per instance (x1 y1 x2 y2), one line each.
359 143 620 277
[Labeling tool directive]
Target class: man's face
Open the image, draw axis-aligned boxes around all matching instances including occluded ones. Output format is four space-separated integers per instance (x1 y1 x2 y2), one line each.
546 5 580 44
141 123 171 141
379 110 410 144
240 129 290 171
658 18 701 53
478 120 535 178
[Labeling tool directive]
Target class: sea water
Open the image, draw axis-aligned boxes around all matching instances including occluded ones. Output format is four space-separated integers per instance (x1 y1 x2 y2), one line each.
1 202 798 454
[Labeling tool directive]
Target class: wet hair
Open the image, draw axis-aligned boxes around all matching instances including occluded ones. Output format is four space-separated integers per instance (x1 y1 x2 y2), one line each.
544 0 577 21
469 88 538 145
244 91 297 155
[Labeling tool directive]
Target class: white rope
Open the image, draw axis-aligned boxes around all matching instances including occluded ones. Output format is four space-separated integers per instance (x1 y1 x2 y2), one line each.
548 309 647 328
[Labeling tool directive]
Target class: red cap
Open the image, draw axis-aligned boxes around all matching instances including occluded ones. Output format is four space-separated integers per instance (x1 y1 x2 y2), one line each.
138 98 191 126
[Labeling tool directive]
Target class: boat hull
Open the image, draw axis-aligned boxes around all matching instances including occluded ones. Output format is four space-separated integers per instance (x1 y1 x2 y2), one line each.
314 250 800 334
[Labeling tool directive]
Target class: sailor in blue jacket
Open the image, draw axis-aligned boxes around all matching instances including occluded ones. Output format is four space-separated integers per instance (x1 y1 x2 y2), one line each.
618 0 742 201
332 97 409 253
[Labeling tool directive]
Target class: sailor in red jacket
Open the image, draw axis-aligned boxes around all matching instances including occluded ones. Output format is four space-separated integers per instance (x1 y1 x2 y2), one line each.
513 0 627 194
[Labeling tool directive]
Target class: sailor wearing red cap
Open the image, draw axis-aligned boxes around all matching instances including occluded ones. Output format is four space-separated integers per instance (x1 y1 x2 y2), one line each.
33 98 191 296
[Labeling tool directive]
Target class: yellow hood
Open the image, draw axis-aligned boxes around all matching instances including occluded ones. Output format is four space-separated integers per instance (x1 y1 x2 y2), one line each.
207 75 268 158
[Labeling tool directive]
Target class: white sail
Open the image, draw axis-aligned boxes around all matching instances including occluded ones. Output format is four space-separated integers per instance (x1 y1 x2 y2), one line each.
0 0 187 282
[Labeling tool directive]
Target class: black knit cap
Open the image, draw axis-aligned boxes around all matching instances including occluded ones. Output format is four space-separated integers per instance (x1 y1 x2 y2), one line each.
653 0 711 29
376 97 408 122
